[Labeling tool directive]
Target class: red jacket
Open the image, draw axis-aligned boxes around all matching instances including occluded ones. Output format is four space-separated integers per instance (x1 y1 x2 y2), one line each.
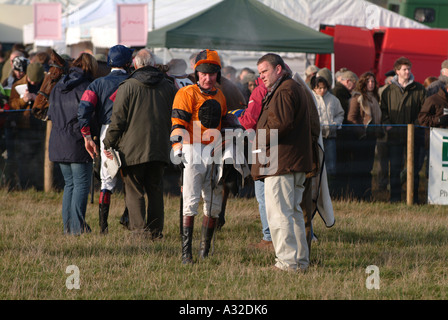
239 77 267 131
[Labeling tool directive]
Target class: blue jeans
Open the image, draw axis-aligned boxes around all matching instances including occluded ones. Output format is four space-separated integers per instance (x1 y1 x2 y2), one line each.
255 179 271 241
59 162 92 235
323 138 337 176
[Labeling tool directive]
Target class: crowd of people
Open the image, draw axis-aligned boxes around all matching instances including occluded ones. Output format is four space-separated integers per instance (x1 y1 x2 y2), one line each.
307 58 448 205
1 45 46 190
1 41 448 272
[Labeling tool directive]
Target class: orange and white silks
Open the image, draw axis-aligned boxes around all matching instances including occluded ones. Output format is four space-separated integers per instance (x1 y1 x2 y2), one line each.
171 84 227 154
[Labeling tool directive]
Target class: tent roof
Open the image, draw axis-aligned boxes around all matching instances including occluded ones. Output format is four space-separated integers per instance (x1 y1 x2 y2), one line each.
0 4 33 43
146 0 334 53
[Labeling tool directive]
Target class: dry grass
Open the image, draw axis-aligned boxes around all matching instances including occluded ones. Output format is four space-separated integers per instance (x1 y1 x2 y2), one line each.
1 188 448 301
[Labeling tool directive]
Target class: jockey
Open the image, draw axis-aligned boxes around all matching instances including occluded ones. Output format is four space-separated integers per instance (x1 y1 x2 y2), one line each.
78 44 133 234
171 49 227 264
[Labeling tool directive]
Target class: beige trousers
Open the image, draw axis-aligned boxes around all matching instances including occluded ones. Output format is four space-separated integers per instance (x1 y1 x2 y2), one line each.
265 172 309 271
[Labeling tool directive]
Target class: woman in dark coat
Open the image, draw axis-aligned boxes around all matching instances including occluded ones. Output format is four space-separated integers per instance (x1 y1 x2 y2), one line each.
48 53 98 235
347 72 382 201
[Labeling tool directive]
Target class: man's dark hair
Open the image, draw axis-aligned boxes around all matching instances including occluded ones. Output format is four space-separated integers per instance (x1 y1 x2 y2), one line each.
257 53 286 71
394 56 412 71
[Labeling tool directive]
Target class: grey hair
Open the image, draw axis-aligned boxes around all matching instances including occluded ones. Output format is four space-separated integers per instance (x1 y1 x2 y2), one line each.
134 48 156 68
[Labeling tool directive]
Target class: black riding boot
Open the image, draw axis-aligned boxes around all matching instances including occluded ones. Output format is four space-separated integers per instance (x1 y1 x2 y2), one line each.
99 203 109 234
99 190 111 234
182 216 194 264
199 216 217 258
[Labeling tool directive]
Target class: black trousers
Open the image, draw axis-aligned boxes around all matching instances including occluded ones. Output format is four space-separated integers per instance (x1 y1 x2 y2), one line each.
121 161 165 233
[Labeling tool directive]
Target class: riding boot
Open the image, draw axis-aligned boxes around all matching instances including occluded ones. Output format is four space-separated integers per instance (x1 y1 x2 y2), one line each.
99 190 111 234
99 203 109 234
199 216 217 258
182 215 194 264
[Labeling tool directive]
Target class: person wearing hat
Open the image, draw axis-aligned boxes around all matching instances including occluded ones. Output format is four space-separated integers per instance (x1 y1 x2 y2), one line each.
78 44 133 234
305 64 319 88
379 70 395 97
171 49 227 264
0 54 27 190
9 61 45 118
2 55 28 93
1 49 26 88
332 68 358 198
8 62 46 190
316 67 333 88
166 58 193 90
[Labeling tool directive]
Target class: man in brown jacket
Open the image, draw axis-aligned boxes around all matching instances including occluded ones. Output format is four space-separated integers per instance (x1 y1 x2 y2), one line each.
252 53 313 272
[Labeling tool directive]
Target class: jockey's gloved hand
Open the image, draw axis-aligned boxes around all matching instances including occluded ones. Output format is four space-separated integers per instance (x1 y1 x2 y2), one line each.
173 149 185 170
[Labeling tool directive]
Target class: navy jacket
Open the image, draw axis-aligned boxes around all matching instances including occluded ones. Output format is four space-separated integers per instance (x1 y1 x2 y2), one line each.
77 69 129 136
48 67 93 163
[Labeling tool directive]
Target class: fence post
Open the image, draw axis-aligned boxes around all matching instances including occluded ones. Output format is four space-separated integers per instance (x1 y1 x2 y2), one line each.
407 124 414 205
44 121 53 192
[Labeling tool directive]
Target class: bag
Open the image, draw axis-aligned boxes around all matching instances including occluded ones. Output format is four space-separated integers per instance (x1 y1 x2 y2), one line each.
104 148 121 179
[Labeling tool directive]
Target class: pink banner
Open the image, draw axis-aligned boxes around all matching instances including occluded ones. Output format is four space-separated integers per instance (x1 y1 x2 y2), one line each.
117 4 148 47
34 2 62 40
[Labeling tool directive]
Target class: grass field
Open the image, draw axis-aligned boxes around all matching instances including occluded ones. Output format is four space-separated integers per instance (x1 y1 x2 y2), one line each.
1 187 447 302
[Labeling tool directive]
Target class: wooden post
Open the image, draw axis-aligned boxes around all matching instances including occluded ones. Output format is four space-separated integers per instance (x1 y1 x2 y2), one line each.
44 120 53 192
407 124 414 205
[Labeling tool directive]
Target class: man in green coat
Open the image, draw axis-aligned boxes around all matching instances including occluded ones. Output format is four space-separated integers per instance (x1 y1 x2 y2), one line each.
103 49 176 237
380 56 426 203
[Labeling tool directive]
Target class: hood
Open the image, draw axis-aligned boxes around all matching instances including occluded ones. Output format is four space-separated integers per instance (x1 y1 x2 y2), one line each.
129 66 164 86
391 73 415 90
60 67 88 92
426 80 445 97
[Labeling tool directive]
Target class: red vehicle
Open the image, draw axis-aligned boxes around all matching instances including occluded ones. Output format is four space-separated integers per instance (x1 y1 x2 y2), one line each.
316 25 448 86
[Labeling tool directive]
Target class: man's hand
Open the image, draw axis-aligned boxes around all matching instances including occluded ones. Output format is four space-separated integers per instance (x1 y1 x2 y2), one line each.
22 91 36 103
172 148 185 170
84 136 97 159
103 149 113 160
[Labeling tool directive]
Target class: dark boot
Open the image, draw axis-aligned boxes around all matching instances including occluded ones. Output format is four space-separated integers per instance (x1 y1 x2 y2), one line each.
99 190 111 234
99 203 109 234
182 216 194 264
199 216 217 258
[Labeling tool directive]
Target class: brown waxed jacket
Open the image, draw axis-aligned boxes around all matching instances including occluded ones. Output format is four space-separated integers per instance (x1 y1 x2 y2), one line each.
251 75 313 180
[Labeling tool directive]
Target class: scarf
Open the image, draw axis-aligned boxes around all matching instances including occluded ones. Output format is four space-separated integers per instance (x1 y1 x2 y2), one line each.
357 91 381 127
